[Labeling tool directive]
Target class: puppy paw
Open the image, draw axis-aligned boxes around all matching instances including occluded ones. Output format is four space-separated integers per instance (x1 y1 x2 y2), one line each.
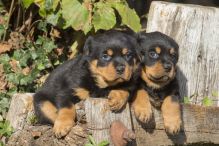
53 119 74 138
133 104 152 123
164 117 181 135
108 90 129 111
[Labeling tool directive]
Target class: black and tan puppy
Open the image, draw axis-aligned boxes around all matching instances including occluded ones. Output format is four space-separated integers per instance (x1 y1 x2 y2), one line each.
132 31 181 134
33 30 140 138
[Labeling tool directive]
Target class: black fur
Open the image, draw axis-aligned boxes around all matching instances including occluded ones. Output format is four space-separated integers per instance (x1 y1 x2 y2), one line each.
137 31 180 107
33 30 140 124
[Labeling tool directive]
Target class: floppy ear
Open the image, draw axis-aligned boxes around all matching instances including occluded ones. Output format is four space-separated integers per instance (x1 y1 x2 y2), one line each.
136 32 148 62
83 36 93 56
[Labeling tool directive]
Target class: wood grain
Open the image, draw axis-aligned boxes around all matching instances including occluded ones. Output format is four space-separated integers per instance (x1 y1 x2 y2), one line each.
146 1 219 105
133 104 219 145
84 98 135 146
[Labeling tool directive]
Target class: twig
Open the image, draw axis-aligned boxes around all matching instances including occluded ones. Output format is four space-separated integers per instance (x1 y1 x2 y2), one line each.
3 0 15 41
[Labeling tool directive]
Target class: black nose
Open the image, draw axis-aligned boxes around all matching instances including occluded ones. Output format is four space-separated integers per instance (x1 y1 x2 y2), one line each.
163 62 172 72
116 64 125 74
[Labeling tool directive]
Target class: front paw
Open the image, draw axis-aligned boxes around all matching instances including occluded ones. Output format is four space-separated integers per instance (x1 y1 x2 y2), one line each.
163 116 181 134
53 119 74 138
133 104 152 123
108 90 129 111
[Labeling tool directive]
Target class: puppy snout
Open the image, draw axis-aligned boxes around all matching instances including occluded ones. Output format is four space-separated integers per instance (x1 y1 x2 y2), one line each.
116 64 125 75
163 62 172 72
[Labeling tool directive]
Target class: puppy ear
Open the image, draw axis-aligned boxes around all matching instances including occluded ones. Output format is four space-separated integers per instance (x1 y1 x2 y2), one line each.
136 32 147 62
83 36 93 56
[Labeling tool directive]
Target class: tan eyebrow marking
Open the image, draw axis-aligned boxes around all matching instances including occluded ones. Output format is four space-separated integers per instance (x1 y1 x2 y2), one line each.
170 48 175 54
107 49 113 56
122 48 128 55
155 47 161 54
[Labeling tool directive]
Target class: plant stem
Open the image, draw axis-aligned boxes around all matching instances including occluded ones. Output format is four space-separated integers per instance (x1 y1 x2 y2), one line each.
3 0 15 41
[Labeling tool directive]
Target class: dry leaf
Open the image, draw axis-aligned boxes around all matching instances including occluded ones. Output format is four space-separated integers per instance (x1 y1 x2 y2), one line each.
55 47 64 56
9 59 19 72
0 64 7 92
50 28 60 38
0 43 12 54
22 67 31 75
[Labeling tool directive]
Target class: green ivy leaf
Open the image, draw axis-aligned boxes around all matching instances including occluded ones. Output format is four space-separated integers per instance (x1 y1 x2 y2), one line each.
22 0 34 8
37 21 47 32
7 87 18 96
183 96 190 104
212 91 218 97
93 2 116 31
202 97 213 106
43 40 57 53
46 11 61 26
0 54 10 64
84 144 93 146
53 0 59 10
61 0 91 34
6 73 20 85
0 120 13 137
98 140 109 146
0 24 6 38
37 62 46 70
88 135 96 145
45 0 53 11
112 3 141 32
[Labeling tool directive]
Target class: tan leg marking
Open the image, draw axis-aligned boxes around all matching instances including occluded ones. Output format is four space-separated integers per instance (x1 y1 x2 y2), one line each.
41 101 57 123
108 90 129 111
73 88 90 100
161 96 181 134
132 89 152 123
53 105 76 138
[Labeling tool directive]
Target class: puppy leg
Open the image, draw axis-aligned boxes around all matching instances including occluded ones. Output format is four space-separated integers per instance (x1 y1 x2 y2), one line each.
40 101 58 123
132 89 152 123
161 95 181 134
53 104 76 138
34 92 57 124
108 90 129 111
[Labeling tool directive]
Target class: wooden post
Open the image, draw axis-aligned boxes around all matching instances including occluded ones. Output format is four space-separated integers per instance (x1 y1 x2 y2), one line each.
133 104 219 145
146 1 219 105
84 98 134 146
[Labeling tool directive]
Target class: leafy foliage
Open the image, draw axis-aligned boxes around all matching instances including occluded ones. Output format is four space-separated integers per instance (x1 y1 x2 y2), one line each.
202 97 213 107
0 120 13 137
22 0 141 34
183 96 190 104
85 135 109 146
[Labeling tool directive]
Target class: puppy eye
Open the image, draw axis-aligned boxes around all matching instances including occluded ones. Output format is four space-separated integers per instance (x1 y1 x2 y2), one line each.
171 53 177 59
125 52 133 60
149 51 159 59
101 54 111 61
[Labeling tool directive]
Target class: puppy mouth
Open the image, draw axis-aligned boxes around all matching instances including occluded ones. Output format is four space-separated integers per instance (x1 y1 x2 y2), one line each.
107 77 126 82
148 74 169 82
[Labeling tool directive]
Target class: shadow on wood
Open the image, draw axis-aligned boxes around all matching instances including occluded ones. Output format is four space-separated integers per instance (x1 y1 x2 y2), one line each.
133 104 219 145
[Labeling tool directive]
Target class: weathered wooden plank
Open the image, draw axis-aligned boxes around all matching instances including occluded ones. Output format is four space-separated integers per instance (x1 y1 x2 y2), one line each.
146 1 219 105
133 104 219 145
6 93 34 130
84 98 135 146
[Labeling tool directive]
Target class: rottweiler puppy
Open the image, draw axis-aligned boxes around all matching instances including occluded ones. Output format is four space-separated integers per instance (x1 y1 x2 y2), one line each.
132 31 181 134
33 30 140 138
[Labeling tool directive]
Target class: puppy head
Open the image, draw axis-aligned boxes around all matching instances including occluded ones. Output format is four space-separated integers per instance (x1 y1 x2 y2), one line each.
83 30 140 88
137 31 179 89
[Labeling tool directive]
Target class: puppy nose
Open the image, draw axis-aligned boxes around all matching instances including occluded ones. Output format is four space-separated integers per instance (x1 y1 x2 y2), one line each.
163 62 172 72
116 64 125 74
